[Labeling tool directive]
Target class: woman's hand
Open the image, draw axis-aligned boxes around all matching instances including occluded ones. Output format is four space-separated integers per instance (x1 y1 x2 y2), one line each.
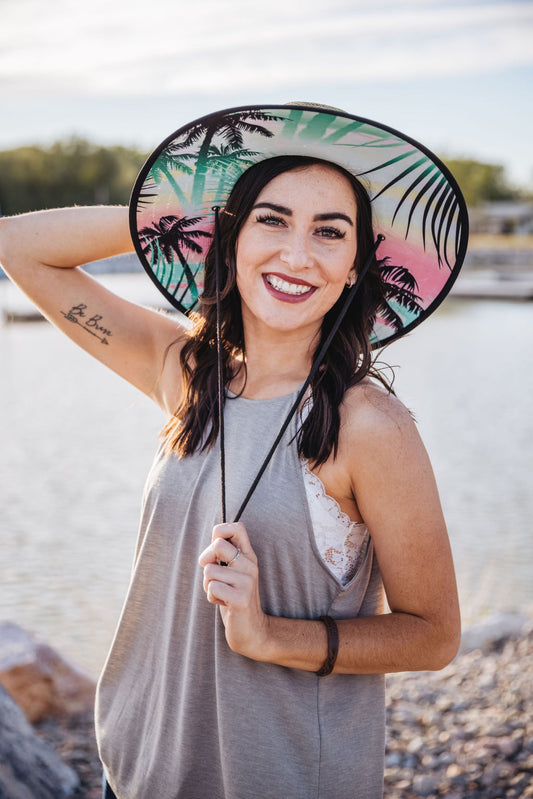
199 522 270 660
198 384 461 676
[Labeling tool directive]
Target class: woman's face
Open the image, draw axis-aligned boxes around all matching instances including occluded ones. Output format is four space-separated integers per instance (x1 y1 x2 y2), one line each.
235 163 358 340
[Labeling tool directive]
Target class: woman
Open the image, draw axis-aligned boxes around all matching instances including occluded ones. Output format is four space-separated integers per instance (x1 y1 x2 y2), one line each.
0 104 467 799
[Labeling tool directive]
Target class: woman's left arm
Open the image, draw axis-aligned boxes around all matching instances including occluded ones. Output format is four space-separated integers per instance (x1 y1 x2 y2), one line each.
199 392 461 674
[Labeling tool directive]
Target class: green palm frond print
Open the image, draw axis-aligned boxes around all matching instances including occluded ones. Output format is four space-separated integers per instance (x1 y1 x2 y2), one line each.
169 110 283 205
149 153 195 207
357 150 462 269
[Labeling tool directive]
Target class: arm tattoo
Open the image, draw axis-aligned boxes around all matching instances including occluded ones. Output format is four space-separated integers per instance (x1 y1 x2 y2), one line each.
61 303 112 345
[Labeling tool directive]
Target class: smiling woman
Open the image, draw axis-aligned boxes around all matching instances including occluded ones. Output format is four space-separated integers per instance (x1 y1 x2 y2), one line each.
236 163 358 333
0 103 468 799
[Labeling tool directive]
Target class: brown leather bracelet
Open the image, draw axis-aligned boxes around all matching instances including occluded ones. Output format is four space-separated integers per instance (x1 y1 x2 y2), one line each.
316 615 339 676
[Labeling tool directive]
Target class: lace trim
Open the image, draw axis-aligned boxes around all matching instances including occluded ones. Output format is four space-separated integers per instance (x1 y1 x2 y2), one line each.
302 462 367 586
303 464 356 529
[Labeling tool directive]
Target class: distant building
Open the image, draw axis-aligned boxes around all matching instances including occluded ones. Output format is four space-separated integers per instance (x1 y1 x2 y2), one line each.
470 201 533 235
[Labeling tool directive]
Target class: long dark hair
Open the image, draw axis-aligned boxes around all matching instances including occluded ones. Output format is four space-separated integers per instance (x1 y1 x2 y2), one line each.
162 155 392 466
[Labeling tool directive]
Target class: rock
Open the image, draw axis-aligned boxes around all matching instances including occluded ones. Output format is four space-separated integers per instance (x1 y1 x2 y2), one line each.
0 684 79 798
384 627 532 799
459 611 530 655
412 773 440 795
407 735 425 755
385 751 403 768
446 763 462 779
480 761 513 786
0 622 95 722
497 736 521 758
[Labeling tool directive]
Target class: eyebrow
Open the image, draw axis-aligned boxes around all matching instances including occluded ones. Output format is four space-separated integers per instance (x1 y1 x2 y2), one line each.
314 212 354 226
252 202 354 227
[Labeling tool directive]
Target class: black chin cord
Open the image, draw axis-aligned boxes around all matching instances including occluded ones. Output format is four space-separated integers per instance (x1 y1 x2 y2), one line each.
213 213 384 525
214 207 227 523
234 234 384 521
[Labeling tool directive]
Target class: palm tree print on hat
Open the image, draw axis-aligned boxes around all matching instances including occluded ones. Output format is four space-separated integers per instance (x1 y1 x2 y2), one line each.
360 156 461 270
206 144 260 197
377 261 423 334
170 109 282 206
136 176 158 210
139 215 211 307
148 151 195 208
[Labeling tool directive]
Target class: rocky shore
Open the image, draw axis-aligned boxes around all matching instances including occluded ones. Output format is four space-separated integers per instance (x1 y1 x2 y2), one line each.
2 615 532 798
34 710 102 799
384 620 533 798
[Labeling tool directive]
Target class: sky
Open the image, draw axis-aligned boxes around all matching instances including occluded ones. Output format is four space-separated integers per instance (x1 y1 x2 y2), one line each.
1 0 532 188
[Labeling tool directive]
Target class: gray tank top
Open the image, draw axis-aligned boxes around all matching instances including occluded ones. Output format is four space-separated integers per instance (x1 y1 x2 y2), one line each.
96 388 385 798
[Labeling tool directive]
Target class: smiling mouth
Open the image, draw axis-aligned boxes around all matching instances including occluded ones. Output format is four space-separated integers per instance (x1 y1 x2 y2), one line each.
265 274 314 296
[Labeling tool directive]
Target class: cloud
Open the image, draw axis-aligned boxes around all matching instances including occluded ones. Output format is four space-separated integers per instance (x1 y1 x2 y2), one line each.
0 0 531 97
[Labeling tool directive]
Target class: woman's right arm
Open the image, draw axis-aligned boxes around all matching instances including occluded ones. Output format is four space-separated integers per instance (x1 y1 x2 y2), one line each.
0 206 187 412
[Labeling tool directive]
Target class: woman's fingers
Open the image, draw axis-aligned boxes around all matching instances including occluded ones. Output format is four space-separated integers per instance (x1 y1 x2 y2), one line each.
199 521 259 611
199 521 267 658
202 560 240 593
213 537 241 567
212 521 252 553
198 537 239 568
202 563 252 606
198 521 255 568
206 578 233 607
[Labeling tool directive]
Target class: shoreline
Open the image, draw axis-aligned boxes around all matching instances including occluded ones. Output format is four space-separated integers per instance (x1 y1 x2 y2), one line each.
2 243 533 320
27 614 533 798
3 270 533 325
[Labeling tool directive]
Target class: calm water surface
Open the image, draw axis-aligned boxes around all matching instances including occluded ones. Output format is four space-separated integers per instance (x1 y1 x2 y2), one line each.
1 278 532 675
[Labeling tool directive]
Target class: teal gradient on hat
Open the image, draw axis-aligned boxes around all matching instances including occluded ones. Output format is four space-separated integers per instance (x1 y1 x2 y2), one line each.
130 104 469 348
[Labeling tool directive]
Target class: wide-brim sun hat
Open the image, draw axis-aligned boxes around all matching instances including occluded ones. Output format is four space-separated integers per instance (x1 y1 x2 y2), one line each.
130 103 469 348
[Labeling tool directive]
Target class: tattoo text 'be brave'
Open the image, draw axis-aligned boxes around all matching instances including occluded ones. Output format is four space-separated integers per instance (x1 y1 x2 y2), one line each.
61 303 112 345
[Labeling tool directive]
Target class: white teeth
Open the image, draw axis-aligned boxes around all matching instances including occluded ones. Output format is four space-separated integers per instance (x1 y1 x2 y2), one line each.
266 275 313 296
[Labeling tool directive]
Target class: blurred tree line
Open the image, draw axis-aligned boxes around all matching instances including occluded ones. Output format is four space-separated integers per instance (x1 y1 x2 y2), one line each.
0 138 147 215
0 138 526 216
442 158 525 209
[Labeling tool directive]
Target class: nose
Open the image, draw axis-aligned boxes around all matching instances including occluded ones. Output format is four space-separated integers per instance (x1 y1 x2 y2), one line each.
279 230 313 270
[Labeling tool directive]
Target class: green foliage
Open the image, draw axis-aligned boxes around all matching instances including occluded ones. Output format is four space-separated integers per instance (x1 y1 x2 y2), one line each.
0 139 524 215
0 138 147 215
441 158 521 207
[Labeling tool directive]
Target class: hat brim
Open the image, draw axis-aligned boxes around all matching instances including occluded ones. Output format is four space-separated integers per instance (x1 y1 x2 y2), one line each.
130 104 468 348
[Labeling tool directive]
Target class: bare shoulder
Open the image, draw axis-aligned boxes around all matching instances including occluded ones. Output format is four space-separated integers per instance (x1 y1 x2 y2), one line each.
340 379 418 448
338 379 443 543
335 379 433 488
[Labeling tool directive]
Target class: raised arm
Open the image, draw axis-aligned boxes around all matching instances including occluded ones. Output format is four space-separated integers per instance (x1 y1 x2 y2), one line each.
0 207 186 412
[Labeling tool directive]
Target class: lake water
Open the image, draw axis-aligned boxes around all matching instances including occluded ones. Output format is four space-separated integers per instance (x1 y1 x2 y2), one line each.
1 276 532 676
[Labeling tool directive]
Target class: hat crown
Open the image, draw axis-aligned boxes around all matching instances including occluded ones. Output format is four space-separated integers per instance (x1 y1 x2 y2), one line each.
286 101 348 114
